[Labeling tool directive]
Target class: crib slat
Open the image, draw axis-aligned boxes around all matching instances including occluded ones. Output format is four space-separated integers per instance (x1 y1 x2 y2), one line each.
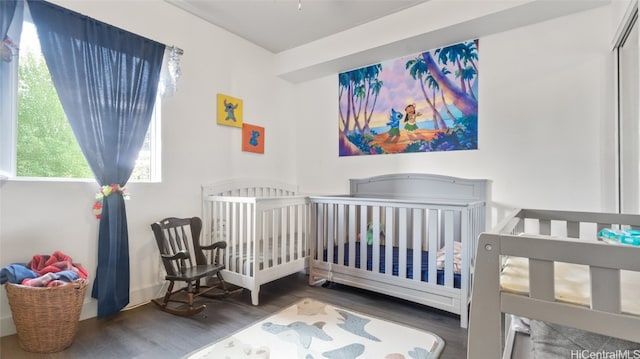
217 201 223 266
303 204 308 258
231 202 238 272
227 203 238 272
360 205 367 270
372 207 380 273
306 203 311 257
270 208 287 267
315 204 323 262
428 209 438 285
284 206 290 263
298 205 304 261
270 208 275 267
281 207 286 265
288 205 293 262
398 208 408 278
327 205 335 264
529 259 554 301
248 203 254 272
262 210 268 269
239 202 245 273
444 210 454 287
208 201 215 263
247 202 254 275
276 207 281 266
280 206 285 264
302 204 307 259
539 219 551 235
310 204 315 261
567 221 579 238
241 202 248 274
337 204 345 267
261 211 267 268
224 201 230 271
412 208 422 283
272 208 278 268
385 207 393 276
348 205 356 268
460 208 470 327
590 267 621 313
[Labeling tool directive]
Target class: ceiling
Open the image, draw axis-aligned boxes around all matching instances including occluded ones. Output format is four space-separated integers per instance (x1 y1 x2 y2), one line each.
165 0 429 53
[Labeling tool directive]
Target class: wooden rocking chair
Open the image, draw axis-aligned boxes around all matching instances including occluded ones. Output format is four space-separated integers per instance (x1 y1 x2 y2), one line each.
151 216 233 316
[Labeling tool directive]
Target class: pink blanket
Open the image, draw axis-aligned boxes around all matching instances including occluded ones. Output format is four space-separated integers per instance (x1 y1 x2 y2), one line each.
21 250 88 287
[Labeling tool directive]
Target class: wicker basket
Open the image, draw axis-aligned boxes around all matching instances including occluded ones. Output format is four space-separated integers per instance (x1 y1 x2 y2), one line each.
5 279 87 353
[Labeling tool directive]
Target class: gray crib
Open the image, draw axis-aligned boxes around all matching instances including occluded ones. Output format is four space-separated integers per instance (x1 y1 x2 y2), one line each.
308 173 487 328
468 208 640 358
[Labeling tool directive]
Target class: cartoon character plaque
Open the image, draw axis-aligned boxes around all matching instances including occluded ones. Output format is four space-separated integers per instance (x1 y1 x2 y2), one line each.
242 123 264 154
217 93 243 128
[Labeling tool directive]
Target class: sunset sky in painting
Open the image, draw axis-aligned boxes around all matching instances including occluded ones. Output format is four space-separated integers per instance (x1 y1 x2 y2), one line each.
340 51 465 130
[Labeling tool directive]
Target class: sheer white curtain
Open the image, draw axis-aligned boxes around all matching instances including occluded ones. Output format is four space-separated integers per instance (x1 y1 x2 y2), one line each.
158 46 182 97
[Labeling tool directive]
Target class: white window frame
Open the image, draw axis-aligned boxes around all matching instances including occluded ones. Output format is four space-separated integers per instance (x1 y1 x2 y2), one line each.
0 58 18 181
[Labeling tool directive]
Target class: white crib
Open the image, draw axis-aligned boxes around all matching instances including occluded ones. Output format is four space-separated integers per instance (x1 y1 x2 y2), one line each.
308 173 487 328
201 179 310 305
467 209 640 358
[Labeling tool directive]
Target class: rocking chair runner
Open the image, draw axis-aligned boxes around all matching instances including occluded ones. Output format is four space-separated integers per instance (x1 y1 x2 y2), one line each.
151 216 232 316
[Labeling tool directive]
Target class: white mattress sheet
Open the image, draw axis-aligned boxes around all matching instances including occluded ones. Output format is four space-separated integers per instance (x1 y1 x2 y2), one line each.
500 256 640 316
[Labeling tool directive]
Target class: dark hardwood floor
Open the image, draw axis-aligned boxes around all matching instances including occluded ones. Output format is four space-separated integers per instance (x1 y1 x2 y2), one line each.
1 272 468 358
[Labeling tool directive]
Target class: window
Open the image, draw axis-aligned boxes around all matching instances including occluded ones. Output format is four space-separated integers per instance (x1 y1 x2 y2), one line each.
0 17 161 182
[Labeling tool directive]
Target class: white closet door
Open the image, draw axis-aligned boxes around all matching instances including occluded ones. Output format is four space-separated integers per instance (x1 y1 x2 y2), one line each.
620 12 639 214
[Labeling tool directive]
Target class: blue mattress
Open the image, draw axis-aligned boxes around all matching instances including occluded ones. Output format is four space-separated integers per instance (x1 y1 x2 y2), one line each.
323 244 461 289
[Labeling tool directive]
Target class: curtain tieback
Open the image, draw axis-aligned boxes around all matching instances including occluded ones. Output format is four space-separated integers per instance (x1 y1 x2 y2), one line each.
92 184 130 219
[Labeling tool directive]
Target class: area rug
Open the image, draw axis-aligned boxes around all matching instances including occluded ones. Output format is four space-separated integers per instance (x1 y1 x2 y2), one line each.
185 298 445 359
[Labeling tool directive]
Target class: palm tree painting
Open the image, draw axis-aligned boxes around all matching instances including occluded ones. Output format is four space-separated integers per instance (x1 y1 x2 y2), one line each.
338 39 478 156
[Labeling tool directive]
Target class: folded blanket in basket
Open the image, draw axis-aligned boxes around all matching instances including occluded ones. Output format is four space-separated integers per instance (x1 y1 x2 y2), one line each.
0 264 37 284
21 270 81 287
28 250 88 279
0 251 88 286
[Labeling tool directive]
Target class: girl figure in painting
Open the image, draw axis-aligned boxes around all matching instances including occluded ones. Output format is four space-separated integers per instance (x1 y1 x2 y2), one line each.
404 103 422 140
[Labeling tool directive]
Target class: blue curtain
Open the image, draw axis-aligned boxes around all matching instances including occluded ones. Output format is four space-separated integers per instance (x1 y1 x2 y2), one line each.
1 0 18 41
27 0 165 318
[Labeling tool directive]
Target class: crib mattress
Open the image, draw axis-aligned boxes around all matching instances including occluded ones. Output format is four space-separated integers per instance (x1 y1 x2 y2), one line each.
324 244 461 289
500 256 640 316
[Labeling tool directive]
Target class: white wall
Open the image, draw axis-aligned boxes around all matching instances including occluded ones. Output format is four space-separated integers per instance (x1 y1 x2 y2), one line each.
0 0 297 336
294 4 624 226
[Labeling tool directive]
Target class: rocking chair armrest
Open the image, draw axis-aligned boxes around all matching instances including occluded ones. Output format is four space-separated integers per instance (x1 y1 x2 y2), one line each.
161 250 189 261
201 241 227 251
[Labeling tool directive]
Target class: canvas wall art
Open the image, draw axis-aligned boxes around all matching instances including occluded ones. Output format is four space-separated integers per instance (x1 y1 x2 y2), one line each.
242 123 264 154
338 39 479 156
217 93 243 128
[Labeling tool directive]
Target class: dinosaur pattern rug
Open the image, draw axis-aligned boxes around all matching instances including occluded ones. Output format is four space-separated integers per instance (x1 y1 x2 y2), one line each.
185 298 444 359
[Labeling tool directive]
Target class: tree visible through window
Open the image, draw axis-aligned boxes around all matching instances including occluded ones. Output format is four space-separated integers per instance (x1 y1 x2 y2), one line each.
16 22 156 181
